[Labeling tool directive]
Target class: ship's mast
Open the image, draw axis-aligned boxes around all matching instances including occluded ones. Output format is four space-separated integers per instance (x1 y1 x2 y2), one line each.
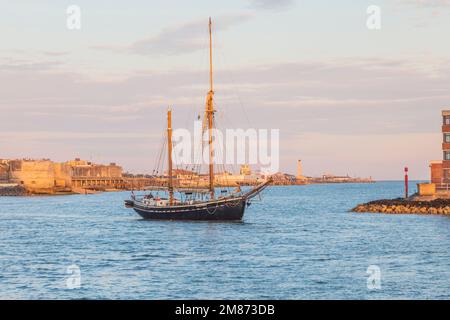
167 108 174 205
207 17 215 199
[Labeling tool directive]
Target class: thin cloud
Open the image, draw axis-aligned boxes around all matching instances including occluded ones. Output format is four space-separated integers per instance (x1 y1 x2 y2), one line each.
1 58 449 178
248 0 295 11
93 14 253 56
42 51 69 57
0 59 64 72
398 0 450 7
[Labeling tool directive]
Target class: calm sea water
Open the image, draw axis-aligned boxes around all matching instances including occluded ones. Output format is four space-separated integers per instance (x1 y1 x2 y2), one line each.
0 181 449 300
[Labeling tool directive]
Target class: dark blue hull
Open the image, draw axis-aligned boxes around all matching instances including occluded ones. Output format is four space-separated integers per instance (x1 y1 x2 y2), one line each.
130 198 246 221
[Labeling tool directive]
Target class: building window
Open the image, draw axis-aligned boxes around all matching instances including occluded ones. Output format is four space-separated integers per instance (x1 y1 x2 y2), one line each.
445 134 450 143
444 170 450 180
444 151 450 161
444 116 450 125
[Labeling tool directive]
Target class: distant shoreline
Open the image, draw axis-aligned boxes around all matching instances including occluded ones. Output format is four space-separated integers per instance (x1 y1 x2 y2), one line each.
0 181 380 197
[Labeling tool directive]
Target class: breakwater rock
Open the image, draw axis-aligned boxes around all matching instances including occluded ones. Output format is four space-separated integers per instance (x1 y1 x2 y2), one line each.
0 185 28 196
352 198 450 215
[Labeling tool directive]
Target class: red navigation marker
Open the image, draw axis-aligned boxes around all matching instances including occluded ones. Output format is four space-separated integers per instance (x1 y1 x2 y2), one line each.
405 167 409 199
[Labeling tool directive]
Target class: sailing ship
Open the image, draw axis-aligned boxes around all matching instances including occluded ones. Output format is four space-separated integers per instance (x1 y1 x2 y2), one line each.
125 18 272 221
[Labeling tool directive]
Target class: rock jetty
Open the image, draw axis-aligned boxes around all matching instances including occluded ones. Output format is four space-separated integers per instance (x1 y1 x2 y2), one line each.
352 198 450 215
0 185 28 196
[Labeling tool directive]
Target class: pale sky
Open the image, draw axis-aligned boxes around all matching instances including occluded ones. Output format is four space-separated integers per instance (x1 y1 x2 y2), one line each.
1 0 450 179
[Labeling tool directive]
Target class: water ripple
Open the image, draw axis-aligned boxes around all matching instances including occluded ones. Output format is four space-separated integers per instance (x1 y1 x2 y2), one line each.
0 182 449 299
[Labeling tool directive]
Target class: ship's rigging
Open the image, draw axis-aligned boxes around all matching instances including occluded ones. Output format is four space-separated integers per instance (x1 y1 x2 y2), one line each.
125 18 271 220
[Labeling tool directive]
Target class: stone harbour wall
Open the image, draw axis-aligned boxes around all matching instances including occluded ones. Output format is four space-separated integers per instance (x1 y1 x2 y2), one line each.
1 159 124 195
9 160 56 193
71 164 122 178
0 163 9 181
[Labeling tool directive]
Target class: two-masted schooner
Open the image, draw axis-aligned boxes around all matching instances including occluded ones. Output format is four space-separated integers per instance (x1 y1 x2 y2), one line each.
125 18 271 221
